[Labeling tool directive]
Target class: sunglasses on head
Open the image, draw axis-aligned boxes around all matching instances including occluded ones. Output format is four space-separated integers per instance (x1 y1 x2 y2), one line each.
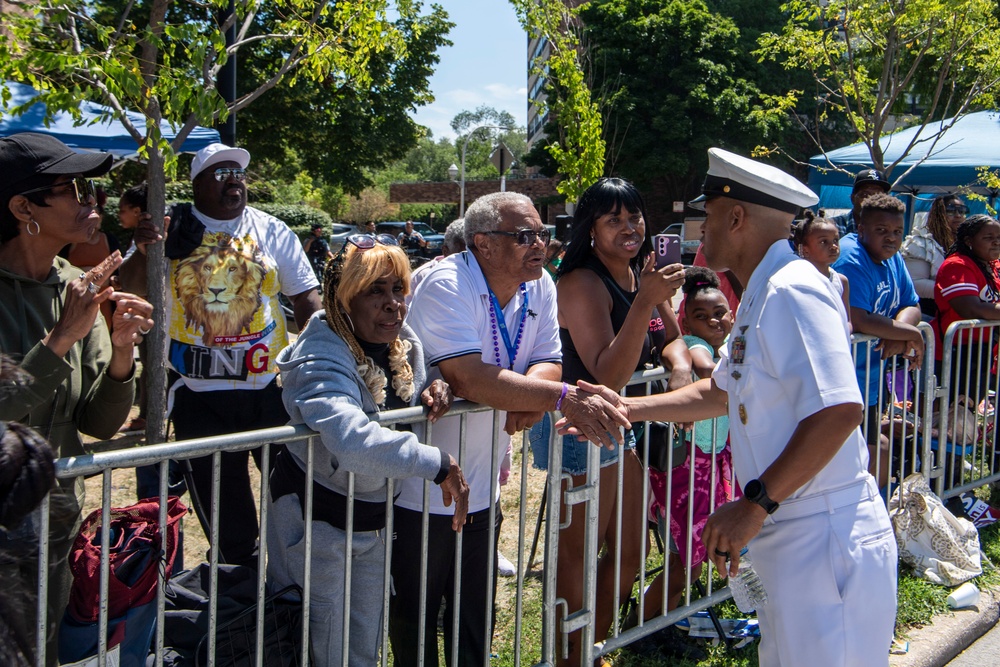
212 167 247 182
19 176 97 207
945 204 969 216
346 233 399 249
332 233 400 268
484 228 551 247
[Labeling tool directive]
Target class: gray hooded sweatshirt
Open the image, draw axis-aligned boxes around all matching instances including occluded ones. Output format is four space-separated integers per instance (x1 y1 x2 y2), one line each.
275 312 448 503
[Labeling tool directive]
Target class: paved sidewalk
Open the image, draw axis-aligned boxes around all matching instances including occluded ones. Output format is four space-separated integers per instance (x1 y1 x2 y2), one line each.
889 589 999 667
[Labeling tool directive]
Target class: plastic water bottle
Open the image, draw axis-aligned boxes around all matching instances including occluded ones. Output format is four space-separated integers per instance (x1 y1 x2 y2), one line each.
728 547 767 613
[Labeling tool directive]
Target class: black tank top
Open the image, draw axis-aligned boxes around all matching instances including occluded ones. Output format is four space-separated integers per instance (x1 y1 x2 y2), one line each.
560 256 667 395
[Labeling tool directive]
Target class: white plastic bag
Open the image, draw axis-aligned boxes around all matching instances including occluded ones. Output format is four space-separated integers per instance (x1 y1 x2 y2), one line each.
888 473 982 586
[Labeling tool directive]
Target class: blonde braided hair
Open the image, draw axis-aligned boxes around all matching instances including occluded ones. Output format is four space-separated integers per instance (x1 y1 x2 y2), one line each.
323 243 415 405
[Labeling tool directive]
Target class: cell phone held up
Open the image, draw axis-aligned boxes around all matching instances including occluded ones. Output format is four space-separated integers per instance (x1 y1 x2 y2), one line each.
653 234 682 269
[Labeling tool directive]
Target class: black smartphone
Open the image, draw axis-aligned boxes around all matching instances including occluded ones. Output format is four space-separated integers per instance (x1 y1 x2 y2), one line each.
653 234 682 269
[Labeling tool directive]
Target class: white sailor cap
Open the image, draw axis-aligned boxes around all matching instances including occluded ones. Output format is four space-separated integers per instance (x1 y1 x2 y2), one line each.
688 148 818 214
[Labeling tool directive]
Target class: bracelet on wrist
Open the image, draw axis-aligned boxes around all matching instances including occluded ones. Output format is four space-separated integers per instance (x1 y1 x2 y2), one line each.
555 382 569 412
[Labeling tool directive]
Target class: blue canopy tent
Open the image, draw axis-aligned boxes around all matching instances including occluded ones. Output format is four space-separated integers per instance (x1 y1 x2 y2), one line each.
0 81 220 158
808 110 1000 223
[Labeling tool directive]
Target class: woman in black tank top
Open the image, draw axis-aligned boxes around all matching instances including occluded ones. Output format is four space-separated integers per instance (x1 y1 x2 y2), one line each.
552 178 683 665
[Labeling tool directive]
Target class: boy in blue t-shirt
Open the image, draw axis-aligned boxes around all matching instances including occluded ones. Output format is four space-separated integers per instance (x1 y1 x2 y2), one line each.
832 193 922 487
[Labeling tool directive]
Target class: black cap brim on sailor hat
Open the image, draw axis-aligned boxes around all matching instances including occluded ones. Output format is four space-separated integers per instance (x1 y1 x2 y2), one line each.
688 148 818 215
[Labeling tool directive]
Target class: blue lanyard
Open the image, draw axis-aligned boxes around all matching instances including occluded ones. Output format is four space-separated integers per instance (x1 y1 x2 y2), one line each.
488 284 527 369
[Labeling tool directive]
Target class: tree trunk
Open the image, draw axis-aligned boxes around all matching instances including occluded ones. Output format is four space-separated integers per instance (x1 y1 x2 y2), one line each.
144 131 168 445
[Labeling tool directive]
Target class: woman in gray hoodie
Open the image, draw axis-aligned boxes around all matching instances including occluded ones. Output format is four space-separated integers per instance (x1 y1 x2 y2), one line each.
268 234 468 666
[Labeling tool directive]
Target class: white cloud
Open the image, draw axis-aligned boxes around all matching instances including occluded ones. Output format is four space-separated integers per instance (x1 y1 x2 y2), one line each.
413 84 528 140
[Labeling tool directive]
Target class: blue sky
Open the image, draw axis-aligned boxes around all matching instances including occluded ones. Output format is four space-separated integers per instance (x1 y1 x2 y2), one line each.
409 1 528 141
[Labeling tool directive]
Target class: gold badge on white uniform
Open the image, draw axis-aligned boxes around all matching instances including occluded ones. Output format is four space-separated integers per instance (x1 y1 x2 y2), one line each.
739 404 748 425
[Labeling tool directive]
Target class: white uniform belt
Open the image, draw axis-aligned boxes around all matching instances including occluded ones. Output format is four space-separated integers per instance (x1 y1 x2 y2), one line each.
767 478 876 523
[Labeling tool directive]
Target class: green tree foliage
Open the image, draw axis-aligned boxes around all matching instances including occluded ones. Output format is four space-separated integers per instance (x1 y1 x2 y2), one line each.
449 105 526 181
512 0 605 204
755 0 1000 180
238 3 454 195
0 0 423 442
579 0 782 197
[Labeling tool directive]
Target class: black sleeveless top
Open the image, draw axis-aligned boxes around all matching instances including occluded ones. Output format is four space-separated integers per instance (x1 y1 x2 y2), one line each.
559 256 667 395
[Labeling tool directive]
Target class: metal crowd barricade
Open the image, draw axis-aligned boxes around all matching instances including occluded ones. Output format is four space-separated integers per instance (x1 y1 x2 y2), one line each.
935 319 1000 500
546 366 735 666
40 400 525 667
36 318 1000 667
850 326 936 506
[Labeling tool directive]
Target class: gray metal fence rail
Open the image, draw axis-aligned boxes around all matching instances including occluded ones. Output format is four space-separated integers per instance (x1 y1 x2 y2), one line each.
23 320 1000 665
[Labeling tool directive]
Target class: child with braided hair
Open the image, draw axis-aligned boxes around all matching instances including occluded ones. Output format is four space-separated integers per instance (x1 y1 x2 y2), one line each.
793 210 852 331
628 267 734 659
933 214 1000 402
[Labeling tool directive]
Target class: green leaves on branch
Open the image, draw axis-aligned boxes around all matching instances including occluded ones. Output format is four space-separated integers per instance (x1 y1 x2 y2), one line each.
0 0 416 171
755 0 1000 176
511 0 605 204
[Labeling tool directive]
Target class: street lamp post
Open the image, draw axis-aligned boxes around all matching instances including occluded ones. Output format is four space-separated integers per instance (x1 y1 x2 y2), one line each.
452 124 513 217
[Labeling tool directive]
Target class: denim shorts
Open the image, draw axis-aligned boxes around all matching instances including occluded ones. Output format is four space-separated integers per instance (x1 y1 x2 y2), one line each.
528 413 635 476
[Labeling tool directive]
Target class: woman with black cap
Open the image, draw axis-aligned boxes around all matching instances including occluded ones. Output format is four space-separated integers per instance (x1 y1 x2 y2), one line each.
0 132 153 663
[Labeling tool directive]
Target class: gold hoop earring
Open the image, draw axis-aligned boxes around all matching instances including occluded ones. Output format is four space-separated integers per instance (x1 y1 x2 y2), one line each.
26 219 40 236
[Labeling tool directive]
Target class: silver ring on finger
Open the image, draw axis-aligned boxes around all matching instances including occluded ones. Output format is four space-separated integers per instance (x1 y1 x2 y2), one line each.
138 327 152 336
78 272 87 281
87 282 99 294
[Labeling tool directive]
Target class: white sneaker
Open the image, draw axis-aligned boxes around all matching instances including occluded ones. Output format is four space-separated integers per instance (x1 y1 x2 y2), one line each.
496 550 516 577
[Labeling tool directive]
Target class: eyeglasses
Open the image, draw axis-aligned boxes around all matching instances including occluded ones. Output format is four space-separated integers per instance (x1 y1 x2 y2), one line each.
945 204 969 216
212 168 247 182
346 233 399 249
19 177 97 206
483 228 551 246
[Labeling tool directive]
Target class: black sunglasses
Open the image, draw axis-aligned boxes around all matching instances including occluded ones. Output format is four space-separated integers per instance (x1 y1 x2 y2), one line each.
213 168 247 182
19 176 97 206
484 228 551 247
945 204 969 216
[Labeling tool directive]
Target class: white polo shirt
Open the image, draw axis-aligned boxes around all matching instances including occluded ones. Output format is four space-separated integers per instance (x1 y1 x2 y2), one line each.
398 250 561 514
714 241 870 503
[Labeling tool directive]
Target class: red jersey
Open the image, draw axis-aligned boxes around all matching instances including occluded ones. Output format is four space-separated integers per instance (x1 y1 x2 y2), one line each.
933 254 1000 355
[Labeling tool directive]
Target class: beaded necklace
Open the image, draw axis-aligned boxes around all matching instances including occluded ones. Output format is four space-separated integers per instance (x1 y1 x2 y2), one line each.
488 283 528 370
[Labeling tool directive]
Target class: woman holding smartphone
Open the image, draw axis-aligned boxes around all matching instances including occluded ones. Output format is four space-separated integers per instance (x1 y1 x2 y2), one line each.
531 177 682 665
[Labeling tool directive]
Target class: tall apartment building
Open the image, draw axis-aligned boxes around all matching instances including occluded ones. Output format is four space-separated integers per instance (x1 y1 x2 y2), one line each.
526 32 550 148
525 0 584 150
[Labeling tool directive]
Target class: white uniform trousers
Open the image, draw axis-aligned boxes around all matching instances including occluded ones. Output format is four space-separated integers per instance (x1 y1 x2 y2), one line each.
750 479 897 666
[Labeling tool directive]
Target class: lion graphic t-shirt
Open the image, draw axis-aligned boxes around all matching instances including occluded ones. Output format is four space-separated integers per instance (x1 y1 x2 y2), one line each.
167 207 318 392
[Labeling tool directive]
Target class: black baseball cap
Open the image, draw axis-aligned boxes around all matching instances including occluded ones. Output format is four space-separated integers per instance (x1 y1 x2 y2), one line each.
0 132 113 198
852 168 890 193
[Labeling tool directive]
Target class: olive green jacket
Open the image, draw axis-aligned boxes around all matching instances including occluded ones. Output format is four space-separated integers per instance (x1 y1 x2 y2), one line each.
0 257 135 459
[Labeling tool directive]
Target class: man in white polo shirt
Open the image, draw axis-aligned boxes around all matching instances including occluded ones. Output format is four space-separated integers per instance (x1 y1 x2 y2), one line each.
570 149 897 666
391 191 630 666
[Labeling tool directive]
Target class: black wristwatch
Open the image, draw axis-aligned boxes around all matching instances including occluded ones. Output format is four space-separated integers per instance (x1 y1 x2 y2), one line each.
743 479 779 514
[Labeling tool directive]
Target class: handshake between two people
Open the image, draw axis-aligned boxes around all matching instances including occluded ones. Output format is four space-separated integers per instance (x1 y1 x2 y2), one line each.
554 379 634 450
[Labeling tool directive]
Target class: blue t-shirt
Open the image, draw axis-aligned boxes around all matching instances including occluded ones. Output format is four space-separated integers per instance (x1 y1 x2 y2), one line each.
833 233 919 404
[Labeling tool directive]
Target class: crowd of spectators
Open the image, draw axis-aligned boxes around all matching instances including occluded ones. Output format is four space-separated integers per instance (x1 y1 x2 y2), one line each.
1 132 997 666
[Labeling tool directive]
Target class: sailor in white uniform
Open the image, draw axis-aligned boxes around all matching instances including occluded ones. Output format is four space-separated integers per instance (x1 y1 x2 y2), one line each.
566 148 897 666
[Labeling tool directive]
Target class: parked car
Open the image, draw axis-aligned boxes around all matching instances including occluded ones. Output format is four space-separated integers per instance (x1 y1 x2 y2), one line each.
328 223 358 254
375 221 445 259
